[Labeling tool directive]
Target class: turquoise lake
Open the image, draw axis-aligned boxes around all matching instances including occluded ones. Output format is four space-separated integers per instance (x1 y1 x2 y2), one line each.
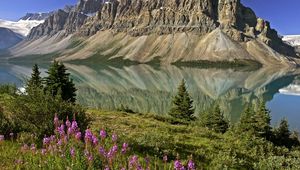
1 62 300 132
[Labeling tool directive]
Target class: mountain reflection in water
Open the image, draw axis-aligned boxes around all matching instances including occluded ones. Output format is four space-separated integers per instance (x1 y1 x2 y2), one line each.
1 62 300 125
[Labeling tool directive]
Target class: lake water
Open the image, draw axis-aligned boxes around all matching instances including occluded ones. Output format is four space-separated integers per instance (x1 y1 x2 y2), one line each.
1 62 300 132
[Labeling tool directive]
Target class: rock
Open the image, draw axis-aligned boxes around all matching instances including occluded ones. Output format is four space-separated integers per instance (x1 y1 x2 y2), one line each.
19 12 53 21
16 0 299 65
27 10 87 39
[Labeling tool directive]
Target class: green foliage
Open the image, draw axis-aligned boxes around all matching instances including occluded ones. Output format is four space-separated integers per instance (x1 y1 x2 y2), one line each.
253 101 272 139
199 104 229 133
169 79 195 121
5 88 89 140
44 61 77 103
272 119 300 148
117 104 136 113
236 102 272 139
0 84 17 95
26 64 43 95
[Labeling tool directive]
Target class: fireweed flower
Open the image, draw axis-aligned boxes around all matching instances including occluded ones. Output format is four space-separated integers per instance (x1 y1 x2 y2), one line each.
50 135 56 141
122 143 128 154
112 144 118 153
57 124 65 136
99 146 106 157
9 132 14 138
163 155 168 162
129 155 140 168
0 135 4 141
41 149 47 155
43 137 51 145
88 155 93 162
67 127 74 135
92 135 99 146
75 132 82 140
71 120 78 131
57 139 63 146
66 117 71 127
174 160 184 170
112 133 117 142
70 147 76 157
104 166 110 170
30 144 36 151
100 129 106 139
85 129 93 143
188 160 195 170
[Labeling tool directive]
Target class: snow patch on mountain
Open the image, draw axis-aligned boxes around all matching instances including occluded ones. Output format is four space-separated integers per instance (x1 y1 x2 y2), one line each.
283 35 300 47
0 19 44 36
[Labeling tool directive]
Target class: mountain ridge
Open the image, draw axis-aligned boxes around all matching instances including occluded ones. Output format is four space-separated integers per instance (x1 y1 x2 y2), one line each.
8 0 300 66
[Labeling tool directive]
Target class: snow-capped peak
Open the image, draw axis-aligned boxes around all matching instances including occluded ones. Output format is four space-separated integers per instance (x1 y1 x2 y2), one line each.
282 35 300 47
0 19 44 36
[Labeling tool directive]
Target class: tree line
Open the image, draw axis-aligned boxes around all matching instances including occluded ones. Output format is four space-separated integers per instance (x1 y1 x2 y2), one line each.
169 79 299 148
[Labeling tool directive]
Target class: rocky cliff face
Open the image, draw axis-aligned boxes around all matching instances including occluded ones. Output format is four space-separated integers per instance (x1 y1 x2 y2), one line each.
78 0 294 56
27 0 102 39
19 12 53 21
18 0 299 66
27 9 87 39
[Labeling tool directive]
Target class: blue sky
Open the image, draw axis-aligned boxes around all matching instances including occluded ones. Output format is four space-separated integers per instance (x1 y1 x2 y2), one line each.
0 0 299 35
0 0 77 20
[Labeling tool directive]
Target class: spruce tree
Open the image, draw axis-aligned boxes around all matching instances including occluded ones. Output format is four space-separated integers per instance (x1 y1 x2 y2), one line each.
169 79 195 121
26 64 43 94
237 105 255 133
253 101 272 138
274 119 291 146
44 61 77 103
200 104 229 133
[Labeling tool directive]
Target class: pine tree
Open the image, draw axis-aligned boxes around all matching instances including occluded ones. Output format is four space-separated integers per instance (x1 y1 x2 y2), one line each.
200 104 229 133
253 101 272 138
237 105 255 133
169 79 195 121
274 119 291 146
44 61 77 103
26 64 43 94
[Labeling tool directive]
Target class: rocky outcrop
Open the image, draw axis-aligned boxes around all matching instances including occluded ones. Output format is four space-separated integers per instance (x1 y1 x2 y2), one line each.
77 0 295 57
19 12 53 21
0 27 23 49
27 0 103 39
27 10 87 39
77 0 102 14
14 0 299 66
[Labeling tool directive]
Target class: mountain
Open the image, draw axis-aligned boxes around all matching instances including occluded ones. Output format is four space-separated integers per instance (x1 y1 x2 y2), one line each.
283 35 300 47
0 12 52 49
19 12 53 21
283 35 300 55
9 0 300 66
0 27 23 49
0 19 44 37
0 12 51 37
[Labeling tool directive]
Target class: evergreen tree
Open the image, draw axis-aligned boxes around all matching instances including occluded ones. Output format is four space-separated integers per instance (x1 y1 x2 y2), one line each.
252 101 272 138
274 119 290 146
237 105 255 133
169 79 195 121
44 61 77 103
236 102 272 138
26 64 43 94
200 104 229 133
